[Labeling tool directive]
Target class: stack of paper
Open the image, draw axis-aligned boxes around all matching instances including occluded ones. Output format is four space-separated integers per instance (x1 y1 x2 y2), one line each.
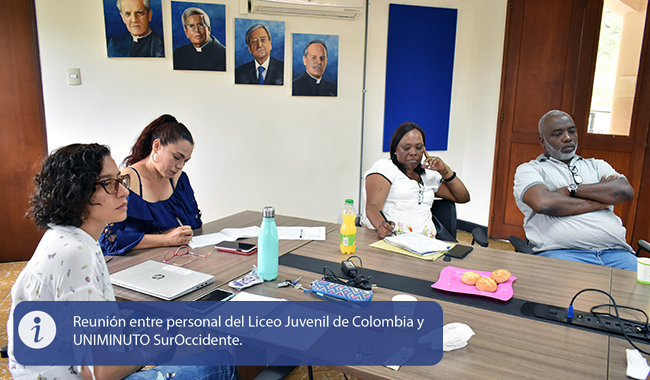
369 240 449 261
384 233 453 255
189 226 260 248
189 225 327 248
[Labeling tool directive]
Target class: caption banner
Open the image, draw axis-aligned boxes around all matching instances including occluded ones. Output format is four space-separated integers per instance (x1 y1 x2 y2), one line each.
14 300 442 366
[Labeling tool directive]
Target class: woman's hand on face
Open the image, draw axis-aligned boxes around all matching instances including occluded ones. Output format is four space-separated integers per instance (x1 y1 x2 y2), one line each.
376 221 395 239
421 151 447 171
421 151 451 176
166 226 194 246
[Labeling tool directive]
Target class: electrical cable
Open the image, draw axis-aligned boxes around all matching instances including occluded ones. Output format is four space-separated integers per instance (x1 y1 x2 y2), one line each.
321 263 374 291
568 288 650 355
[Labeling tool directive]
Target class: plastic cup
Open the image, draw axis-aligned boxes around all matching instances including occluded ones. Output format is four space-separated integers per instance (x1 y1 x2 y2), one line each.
392 294 417 320
637 257 650 284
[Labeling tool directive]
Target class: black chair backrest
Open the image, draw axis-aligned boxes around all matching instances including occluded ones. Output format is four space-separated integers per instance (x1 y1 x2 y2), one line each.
431 199 457 238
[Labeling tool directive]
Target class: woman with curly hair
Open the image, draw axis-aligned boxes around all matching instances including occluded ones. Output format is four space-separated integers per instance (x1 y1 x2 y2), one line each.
100 114 202 256
7 143 239 380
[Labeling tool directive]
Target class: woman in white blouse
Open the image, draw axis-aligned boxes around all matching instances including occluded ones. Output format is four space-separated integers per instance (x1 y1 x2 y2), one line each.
363 122 470 239
8 144 238 380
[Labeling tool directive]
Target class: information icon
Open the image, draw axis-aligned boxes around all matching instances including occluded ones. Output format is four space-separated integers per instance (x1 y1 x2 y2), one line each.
18 311 57 349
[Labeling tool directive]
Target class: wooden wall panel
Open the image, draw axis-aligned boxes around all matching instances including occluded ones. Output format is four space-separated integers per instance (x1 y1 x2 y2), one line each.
512 1 574 134
0 0 47 261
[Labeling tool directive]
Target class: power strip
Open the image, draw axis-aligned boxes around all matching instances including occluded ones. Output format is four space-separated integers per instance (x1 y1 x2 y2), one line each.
520 301 650 341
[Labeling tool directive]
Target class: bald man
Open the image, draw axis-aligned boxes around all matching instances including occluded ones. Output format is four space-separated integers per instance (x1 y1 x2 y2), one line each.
513 110 636 270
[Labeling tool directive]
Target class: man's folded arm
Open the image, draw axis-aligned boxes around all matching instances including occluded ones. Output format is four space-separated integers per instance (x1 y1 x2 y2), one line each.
522 184 610 217
572 176 634 205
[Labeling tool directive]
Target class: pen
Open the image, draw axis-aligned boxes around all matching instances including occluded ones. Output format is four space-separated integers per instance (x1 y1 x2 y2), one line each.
175 217 183 227
379 211 396 236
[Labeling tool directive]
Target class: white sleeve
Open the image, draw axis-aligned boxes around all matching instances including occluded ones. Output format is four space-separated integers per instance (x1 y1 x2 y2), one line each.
513 161 546 202
365 159 398 183
593 159 622 179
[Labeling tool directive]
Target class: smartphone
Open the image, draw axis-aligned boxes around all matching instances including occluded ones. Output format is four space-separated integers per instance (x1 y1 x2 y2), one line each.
185 289 235 313
215 241 257 255
445 245 473 259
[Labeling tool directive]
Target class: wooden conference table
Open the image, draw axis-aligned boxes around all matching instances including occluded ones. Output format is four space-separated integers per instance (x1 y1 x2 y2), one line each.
107 211 650 379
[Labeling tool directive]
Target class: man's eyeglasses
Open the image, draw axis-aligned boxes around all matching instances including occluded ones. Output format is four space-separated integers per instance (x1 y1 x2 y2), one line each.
162 245 212 267
569 165 583 185
187 22 207 31
96 174 130 194
249 37 269 46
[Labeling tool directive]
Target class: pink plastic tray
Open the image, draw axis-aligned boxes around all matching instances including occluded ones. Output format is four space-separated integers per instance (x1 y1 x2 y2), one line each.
431 266 517 301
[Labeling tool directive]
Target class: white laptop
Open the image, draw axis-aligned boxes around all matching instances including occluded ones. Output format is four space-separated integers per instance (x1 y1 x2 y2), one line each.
110 260 215 300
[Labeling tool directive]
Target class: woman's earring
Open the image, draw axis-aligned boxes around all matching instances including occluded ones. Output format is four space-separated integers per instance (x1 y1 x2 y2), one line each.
152 153 159 163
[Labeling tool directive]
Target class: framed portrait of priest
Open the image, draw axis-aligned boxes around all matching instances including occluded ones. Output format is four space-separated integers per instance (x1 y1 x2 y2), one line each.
171 2 226 71
103 0 165 58
292 33 338 97
234 19 286 85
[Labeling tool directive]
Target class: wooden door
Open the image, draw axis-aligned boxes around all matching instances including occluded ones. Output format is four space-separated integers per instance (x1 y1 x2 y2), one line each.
0 0 48 261
628 18 650 251
490 0 650 243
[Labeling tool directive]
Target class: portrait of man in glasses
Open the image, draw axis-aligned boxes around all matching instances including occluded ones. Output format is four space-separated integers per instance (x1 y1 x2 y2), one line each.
173 5 226 71
513 110 637 270
234 21 285 85
104 0 165 57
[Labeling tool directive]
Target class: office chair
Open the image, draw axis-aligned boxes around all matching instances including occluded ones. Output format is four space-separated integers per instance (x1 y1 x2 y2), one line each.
508 235 535 254
470 227 489 247
431 199 488 247
636 239 650 256
509 236 648 256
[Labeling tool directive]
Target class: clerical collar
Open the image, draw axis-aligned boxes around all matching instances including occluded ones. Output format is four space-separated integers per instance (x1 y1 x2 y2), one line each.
306 71 322 84
194 37 212 53
131 30 152 43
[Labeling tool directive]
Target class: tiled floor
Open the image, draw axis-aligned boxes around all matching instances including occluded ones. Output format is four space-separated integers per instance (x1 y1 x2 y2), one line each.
0 233 513 380
0 261 27 379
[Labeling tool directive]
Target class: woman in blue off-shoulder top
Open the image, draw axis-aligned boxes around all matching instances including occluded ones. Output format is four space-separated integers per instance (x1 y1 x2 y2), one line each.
100 114 202 256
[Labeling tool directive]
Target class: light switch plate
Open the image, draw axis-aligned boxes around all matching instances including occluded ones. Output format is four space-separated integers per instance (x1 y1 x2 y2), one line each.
67 68 81 85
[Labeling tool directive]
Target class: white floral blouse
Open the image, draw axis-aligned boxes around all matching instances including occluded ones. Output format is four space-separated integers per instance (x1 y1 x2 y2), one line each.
7 224 115 379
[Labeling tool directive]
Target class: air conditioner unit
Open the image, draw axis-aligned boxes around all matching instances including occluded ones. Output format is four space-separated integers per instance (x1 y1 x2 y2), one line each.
242 0 363 20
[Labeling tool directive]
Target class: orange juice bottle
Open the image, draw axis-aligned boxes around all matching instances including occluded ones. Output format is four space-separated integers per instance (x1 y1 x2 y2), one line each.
340 199 357 254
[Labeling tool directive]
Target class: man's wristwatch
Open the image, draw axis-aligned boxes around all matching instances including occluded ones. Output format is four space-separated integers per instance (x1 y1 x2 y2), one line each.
567 184 578 198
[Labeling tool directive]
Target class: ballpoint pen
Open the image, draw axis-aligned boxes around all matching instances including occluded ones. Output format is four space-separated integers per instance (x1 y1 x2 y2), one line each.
175 217 183 227
379 211 396 236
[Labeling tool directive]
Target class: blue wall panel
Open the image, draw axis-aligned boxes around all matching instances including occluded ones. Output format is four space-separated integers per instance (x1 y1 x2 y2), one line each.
383 4 457 152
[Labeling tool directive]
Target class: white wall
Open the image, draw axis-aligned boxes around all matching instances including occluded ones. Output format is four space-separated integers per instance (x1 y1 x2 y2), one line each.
362 0 507 226
34 0 506 226
35 0 366 224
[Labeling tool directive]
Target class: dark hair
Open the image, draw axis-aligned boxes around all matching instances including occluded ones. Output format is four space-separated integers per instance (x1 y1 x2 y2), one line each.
30 143 111 229
390 122 427 176
123 114 194 167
